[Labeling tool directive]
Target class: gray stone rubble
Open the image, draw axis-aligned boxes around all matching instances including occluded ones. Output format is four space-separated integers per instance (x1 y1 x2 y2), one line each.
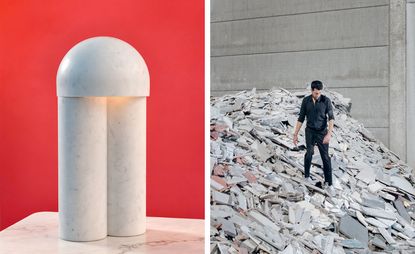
210 88 415 254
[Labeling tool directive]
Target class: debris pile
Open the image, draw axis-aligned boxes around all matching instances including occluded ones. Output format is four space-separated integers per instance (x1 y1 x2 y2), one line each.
210 88 415 253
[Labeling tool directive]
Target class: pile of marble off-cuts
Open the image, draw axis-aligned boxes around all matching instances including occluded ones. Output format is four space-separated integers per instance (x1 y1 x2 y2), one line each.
210 88 415 254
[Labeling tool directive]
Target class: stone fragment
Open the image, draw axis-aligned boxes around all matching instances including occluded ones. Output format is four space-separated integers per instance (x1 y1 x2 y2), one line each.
340 239 366 249
390 175 415 196
339 214 368 246
378 228 396 245
371 235 387 249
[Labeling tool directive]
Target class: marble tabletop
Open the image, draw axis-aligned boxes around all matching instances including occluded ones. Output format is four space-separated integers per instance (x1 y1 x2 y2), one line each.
0 212 204 253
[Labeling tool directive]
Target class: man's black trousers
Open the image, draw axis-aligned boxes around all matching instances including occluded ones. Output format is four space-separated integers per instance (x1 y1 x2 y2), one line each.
304 127 333 186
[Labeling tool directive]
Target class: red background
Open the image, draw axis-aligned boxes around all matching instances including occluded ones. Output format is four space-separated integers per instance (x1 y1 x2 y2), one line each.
0 0 204 230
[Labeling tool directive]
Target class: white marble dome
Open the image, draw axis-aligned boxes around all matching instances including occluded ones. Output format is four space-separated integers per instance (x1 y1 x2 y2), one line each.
57 36 149 97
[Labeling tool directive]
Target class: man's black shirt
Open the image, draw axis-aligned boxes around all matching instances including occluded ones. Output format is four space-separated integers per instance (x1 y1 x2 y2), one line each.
298 94 335 131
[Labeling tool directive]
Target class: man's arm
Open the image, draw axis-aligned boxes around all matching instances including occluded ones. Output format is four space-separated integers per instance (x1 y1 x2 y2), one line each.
294 98 306 145
293 121 302 146
294 121 303 136
327 119 334 134
323 98 335 144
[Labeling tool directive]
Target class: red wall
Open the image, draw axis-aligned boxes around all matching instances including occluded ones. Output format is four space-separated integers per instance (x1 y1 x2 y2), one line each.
0 0 204 230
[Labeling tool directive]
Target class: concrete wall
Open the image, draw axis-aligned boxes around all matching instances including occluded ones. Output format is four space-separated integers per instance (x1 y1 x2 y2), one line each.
407 0 415 167
211 0 407 161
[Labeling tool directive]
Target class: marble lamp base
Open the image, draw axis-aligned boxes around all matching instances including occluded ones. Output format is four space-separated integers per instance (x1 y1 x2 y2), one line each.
0 212 204 254
56 36 151 241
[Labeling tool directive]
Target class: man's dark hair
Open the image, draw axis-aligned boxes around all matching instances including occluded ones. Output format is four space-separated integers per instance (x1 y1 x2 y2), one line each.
311 80 323 90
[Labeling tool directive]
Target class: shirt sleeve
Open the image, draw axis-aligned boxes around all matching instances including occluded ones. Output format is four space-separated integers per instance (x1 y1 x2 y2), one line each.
298 98 306 123
326 98 335 121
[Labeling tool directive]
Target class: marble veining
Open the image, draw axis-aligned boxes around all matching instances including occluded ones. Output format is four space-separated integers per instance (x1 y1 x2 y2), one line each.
0 212 204 254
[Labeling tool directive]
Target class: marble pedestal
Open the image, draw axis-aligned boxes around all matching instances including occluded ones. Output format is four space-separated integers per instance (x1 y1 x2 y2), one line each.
0 212 204 254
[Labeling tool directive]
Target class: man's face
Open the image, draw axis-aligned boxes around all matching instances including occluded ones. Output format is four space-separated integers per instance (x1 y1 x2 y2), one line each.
311 88 321 100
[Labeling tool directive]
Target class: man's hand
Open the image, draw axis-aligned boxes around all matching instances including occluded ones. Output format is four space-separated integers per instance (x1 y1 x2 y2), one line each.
293 133 298 146
324 119 334 144
323 132 331 144
293 121 303 147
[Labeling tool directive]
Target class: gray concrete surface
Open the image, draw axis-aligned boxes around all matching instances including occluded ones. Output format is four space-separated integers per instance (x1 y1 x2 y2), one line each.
407 0 415 167
389 0 407 163
212 6 388 56
212 47 388 90
211 0 388 22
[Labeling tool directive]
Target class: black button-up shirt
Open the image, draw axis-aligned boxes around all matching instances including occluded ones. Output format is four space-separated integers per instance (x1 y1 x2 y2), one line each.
298 94 335 131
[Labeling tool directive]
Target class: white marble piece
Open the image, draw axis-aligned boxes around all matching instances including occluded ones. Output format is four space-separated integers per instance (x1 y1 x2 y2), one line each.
107 97 147 236
367 181 384 193
355 165 376 184
355 211 368 228
58 97 107 241
365 218 388 228
378 227 396 245
390 175 415 196
361 207 396 220
57 37 150 97
0 212 204 254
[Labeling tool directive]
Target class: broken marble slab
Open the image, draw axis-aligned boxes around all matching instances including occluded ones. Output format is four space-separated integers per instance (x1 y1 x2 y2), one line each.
217 218 237 238
354 163 377 184
211 178 226 191
211 205 235 219
248 210 280 232
355 210 369 228
280 244 294 254
340 239 366 249
376 217 396 227
394 198 411 223
212 191 231 205
322 235 335 253
361 207 396 220
339 214 368 246
371 235 387 250
293 210 311 235
378 227 396 245
365 217 388 228
367 181 385 193
390 175 415 196
252 229 285 250
361 192 385 209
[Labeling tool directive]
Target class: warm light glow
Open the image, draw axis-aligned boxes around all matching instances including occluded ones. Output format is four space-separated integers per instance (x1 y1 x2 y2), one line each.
107 97 137 106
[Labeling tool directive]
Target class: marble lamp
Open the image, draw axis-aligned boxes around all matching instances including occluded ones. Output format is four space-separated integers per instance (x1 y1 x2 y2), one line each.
56 36 149 241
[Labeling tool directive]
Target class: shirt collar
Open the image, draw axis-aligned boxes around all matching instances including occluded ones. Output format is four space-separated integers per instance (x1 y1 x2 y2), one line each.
311 95 321 102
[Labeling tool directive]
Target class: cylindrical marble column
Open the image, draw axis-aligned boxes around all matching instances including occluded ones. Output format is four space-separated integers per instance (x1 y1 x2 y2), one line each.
107 97 146 236
58 97 107 241
407 1 415 168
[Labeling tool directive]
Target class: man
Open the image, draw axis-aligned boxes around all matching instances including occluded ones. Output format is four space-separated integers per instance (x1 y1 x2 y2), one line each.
293 80 335 195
